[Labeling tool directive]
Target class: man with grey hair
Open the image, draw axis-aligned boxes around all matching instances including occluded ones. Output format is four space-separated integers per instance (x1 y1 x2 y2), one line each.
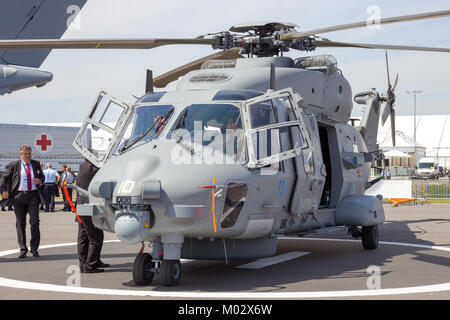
0 145 45 258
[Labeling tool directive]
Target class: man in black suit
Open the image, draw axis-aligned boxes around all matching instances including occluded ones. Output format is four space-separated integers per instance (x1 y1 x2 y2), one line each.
75 159 109 273
0 145 45 259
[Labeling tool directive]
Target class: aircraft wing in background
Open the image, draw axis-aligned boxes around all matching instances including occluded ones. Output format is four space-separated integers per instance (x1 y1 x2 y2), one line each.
0 0 87 95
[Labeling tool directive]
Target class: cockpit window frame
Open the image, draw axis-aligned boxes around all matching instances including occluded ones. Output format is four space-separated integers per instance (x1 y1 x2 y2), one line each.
73 90 131 168
241 88 310 169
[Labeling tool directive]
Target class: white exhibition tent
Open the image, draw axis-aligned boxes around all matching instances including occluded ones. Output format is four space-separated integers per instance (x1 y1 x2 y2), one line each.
384 149 412 158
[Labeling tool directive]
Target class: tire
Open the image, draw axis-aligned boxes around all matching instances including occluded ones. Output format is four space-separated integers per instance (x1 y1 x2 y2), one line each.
361 225 379 250
160 259 181 286
133 253 155 285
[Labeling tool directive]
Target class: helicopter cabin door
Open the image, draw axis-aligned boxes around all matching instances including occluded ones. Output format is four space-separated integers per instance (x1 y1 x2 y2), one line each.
241 89 310 216
73 90 131 168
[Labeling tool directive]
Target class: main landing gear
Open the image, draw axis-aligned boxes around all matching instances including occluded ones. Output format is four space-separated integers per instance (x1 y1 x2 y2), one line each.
132 237 183 286
348 225 379 250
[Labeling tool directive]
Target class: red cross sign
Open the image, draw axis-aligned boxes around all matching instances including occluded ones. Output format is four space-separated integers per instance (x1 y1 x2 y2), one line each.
36 134 52 151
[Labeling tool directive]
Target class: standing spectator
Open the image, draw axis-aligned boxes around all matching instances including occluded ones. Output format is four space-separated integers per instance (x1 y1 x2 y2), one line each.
386 168 392 180
76 159 109 273
0 145 45 258
62 167 75 212
39 162 45 210
59 164 68 211
1 165 14 212
43 163 60 212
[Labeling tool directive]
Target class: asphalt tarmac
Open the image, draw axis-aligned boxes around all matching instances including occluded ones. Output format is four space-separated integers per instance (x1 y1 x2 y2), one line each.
0 203 449 300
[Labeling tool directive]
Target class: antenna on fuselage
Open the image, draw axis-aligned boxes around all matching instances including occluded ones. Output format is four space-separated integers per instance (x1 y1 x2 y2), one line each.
146 69 154 93
270 63 276 90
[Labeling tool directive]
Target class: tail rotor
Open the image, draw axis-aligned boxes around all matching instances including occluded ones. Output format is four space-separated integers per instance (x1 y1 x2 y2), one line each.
380 50 398 146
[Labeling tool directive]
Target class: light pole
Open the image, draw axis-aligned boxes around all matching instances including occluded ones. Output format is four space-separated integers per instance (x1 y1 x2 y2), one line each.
406 89 423 168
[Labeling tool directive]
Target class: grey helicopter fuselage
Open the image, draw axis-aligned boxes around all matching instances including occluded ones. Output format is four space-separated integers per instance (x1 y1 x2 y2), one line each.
75 55 384 262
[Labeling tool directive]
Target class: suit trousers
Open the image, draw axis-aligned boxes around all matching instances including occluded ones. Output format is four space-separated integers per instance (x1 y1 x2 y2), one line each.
77 216 104 270
43 183 57 211
13 191 40 253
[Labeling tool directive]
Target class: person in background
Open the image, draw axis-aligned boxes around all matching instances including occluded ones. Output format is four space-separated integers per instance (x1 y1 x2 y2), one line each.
0 145 45 258
0 165 14 212
62 167 75 212
76 158 109 273
59 164 68 211
39 162 45 210
386 168 392 180
43 162 60 212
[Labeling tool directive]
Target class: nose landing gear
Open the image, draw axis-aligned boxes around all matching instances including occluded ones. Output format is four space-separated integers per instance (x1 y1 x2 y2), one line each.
133 253 155 285
132 240 182 286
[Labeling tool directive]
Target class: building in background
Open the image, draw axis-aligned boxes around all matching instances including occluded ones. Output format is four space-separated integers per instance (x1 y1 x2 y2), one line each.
0 123 82 171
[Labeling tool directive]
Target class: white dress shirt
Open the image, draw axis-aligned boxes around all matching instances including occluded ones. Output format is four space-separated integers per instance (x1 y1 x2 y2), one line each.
18 160 37 191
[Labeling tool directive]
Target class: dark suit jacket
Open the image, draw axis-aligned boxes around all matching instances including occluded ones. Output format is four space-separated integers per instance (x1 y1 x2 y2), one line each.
76 160 99 205
0 159 45 199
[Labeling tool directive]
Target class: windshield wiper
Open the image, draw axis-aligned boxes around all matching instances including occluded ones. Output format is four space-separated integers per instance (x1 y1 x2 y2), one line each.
119 109 174 153
172 130 195 155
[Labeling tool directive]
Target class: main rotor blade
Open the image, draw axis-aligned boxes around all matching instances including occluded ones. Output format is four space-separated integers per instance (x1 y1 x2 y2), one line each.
0 38 220 50
311 39 450 53
153 48 243 88
385 50 391 87
281 9 450 39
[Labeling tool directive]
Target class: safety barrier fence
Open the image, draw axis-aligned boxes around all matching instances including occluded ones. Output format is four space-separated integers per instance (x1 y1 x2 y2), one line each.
412 180 450 200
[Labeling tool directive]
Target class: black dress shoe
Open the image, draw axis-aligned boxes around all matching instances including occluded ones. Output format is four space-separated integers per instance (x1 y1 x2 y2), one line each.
95 261 110 268
84 268 104 273
18 251 27 259
31 250 40 258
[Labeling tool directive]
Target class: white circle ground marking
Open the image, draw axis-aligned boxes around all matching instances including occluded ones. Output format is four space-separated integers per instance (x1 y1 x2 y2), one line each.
0 238 449 298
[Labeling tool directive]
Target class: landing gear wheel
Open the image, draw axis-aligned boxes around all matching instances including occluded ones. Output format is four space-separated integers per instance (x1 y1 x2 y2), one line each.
160 259 181 286
362 225 379 250
133 253 155 285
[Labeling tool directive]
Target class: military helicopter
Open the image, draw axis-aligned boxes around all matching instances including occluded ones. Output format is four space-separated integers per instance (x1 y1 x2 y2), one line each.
1 10 450 286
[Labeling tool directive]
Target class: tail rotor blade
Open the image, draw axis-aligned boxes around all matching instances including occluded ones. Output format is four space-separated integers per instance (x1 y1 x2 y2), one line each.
393 73 399 91
390 107 396 146
385 50 391 88
381 102 391 126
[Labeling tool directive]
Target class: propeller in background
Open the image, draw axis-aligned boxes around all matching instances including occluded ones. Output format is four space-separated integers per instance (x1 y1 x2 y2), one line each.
380 50 399 146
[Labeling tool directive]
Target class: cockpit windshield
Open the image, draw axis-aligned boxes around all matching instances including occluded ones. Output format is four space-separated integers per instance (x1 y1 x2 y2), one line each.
168 103 246 161
115 104 174 153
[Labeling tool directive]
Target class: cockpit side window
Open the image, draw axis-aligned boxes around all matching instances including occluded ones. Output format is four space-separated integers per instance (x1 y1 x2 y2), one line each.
114 104 174 153
243 90 307 169
249 100 278 128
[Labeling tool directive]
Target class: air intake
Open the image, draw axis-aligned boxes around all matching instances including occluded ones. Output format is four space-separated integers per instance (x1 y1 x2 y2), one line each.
189 72 232 83
201 60 237 70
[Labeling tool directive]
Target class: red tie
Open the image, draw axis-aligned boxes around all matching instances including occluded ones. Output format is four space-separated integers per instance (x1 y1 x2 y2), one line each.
26 162 32 191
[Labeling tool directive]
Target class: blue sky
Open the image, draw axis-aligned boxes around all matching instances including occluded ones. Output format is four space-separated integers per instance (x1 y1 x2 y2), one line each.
1 0 449 124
